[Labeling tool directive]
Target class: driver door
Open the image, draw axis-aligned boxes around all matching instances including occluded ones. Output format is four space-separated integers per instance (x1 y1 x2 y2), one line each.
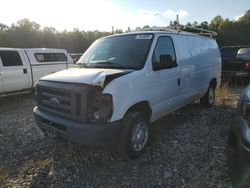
150 36 182 119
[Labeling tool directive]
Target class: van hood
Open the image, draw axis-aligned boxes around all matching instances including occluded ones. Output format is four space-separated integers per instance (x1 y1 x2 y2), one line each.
40 67 132 87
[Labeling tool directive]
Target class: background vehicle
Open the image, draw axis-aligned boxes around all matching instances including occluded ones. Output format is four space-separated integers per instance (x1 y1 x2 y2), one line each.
228 84 250 187
221 46 250 80
34 28 221 159
0 48 73 96
69 53 83 64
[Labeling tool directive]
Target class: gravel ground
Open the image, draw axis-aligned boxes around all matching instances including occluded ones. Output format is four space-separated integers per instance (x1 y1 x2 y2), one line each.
0 85 245 188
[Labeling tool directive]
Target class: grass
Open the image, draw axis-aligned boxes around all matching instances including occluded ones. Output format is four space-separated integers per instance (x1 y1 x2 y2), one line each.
18 160 50 178
0 169 9 185
216 81 231 105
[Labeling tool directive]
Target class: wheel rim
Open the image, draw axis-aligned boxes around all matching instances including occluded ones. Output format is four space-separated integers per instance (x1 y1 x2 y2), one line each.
208 87 215 104
131 121 148 152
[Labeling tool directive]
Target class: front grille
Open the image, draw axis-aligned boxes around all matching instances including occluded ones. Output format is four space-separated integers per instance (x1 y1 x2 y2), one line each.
36 80 95 122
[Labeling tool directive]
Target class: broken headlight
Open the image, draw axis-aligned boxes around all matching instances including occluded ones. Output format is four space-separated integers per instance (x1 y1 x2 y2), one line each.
87 92 113 123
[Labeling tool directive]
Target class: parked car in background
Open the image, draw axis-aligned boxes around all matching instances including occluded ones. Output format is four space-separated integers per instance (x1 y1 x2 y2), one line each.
221 46 250 80
70 53 83 64
0 48 73 96
34 30 221 159
228 84 250 187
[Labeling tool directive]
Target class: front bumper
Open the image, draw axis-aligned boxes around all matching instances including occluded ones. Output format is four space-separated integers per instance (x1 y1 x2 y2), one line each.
33 106 122 146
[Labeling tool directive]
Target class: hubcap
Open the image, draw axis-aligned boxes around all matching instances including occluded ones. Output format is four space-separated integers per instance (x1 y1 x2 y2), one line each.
131 122 148 152
208 87 214 104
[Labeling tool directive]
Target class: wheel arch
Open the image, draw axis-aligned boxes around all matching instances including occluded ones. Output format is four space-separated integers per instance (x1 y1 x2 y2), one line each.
124 101 152 121
210 78 217 88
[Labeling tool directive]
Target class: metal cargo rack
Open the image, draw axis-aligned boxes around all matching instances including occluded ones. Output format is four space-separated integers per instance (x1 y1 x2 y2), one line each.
140 24 217 38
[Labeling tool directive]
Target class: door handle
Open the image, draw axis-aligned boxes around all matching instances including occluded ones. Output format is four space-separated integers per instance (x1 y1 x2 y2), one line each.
23 68 27 74
177 78 181 86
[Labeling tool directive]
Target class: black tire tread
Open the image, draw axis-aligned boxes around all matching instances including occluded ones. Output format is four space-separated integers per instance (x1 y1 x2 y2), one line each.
117 111 148 160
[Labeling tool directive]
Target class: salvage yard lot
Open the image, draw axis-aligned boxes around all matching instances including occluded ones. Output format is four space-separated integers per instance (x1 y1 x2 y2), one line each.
0 85 243 187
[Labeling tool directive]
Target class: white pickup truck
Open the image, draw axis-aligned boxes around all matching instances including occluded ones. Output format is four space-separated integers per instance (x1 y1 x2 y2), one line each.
0 48 73 96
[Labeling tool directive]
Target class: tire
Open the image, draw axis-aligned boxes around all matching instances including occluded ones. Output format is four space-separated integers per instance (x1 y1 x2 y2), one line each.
200 83 215 107
117 111 149 159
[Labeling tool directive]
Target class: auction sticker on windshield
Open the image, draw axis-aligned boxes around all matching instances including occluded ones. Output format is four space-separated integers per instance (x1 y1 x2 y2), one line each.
135 35 153 40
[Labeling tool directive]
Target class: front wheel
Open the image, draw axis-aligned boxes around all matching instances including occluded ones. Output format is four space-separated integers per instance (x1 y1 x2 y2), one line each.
200 83 215 107
117 111 149 159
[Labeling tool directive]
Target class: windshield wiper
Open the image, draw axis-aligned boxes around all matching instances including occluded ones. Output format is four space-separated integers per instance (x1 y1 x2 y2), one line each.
94 61 124 67
93 61 135 69
76 61 135 69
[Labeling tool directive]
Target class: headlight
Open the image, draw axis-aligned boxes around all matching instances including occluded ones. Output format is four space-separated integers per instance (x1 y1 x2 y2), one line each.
87 93 113 123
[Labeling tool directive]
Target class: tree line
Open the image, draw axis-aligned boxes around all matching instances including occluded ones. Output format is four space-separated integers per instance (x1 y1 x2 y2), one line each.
0 10 250 53
185 10 250 47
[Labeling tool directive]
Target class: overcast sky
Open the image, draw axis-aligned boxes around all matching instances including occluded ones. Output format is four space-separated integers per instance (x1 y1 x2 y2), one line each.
0 0 249 31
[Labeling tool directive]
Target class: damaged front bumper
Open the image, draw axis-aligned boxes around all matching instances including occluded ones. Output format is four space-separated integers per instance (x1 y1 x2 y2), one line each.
33 106 122 147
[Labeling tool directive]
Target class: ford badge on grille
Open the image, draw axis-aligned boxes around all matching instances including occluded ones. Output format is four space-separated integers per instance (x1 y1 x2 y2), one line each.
49 97 60 105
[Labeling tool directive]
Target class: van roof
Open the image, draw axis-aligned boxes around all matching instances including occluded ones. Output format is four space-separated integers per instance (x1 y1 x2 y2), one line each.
104 30 215 40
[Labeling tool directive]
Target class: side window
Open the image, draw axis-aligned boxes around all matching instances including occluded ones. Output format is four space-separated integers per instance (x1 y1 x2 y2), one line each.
0 51 23 66
35 53 67 62
55 53 68 61
152 36 176 70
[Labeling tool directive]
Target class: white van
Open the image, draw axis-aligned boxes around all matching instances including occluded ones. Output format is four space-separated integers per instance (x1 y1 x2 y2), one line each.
0 48 73 96
34 30 221 159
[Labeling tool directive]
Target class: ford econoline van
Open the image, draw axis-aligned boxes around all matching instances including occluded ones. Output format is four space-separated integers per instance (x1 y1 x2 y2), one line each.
34 30 221 159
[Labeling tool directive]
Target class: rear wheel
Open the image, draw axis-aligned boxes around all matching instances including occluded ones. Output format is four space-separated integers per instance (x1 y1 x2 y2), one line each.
117 111 149 159
200 83 215 107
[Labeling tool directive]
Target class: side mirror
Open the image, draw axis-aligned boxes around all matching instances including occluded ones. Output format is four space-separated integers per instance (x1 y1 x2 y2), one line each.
153 54 176 70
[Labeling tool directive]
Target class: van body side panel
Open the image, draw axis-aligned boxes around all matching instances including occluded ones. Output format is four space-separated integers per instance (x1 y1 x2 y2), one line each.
106 69 183 122
174 35 221 102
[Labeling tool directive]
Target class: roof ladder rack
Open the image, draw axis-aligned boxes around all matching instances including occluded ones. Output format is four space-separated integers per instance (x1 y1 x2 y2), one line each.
170 24 218 37
139 24 217 37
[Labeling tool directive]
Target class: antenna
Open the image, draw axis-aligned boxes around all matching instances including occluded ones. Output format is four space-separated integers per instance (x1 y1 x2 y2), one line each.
176 14 179 25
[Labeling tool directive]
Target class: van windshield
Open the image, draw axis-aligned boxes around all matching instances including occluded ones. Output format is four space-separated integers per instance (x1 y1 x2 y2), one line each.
76 34 153 69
